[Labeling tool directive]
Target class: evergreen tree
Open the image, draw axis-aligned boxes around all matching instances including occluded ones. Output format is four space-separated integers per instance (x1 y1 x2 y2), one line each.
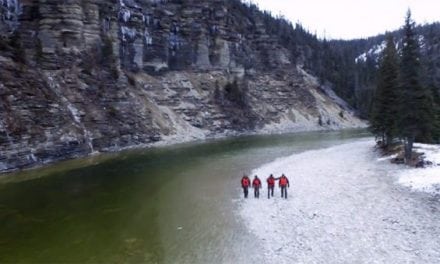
422 27 440 143
370 35 399 147
430 86 440 143
397 10 434 163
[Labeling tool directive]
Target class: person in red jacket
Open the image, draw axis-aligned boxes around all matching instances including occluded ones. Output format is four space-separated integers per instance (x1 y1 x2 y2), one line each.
279 174 290 199
241 175 251 198
252 175 262 198
267 174 275 199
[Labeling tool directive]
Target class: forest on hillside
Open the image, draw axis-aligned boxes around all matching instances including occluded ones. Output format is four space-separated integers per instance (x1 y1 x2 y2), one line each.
237 1 440 120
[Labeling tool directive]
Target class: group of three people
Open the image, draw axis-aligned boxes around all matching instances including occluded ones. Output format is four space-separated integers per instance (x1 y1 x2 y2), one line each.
241 174 290 199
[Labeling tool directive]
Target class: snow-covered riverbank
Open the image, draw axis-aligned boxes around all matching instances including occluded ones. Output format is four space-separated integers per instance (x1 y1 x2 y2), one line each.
397 143 440 194
239 139 440 263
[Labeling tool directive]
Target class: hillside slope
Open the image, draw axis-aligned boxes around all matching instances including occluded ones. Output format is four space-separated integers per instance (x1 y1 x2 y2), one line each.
0 0 364 172
318 23 440 117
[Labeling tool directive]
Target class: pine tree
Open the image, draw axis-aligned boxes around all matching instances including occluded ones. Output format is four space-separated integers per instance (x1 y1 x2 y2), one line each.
422 28 440 143
397 10 435 163
430 86 440 143
370 35 399 148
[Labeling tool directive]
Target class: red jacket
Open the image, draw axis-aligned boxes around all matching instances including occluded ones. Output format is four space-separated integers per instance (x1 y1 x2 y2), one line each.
279 176 289 187
267 176 275 187
252 178 262 188
241 177 250 187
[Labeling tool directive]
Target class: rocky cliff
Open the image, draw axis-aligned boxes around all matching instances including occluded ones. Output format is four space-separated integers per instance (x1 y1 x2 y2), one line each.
0 0 365 172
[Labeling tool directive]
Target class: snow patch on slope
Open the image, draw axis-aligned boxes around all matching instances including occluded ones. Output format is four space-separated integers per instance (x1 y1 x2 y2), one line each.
355 41 386 63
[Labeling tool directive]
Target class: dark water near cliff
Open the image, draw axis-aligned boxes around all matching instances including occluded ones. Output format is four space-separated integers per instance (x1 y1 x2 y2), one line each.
0 130 369 263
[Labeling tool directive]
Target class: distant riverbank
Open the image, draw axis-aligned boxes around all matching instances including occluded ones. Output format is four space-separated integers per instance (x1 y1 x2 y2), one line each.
1 125 366 175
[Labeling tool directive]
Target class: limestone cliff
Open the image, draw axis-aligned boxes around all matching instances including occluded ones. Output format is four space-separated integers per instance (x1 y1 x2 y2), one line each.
0 0 365 172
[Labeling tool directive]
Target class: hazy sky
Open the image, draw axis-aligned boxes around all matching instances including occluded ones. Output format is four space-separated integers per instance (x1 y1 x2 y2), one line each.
248 0 440 40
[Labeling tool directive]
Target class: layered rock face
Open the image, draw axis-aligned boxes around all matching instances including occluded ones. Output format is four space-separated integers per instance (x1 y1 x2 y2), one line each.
0 0 365 172
0 0 20 33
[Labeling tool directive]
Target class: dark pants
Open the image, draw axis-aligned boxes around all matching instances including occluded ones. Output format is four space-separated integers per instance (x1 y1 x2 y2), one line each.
243 186 249 198
281 186 288 199
268 186 274 198
254 187 260 198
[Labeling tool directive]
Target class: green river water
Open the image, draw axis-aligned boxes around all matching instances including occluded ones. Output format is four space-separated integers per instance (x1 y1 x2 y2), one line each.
0 130 369 263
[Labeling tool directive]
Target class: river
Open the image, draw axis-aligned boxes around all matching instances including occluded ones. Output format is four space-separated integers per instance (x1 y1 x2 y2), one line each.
0 130 371 263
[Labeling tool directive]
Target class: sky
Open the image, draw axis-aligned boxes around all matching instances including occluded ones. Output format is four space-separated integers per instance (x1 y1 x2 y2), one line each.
248 0 440 40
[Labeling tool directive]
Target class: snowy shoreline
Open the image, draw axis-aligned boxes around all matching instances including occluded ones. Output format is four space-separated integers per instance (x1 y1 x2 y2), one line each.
396 143 440 194
238 139 440 263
